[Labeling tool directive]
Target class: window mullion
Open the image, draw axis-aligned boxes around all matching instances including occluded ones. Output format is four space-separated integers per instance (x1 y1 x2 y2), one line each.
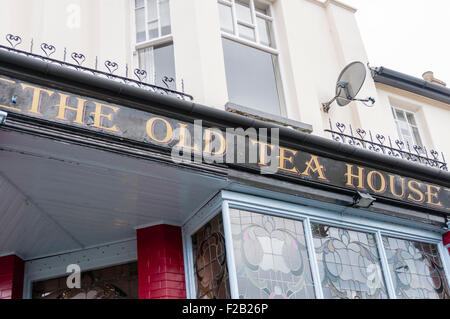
230 0 239 37
303 218 324 299
250 0 259 43
375 231 397 299
143 0 149 41
156 0 161 38
221 200 240 299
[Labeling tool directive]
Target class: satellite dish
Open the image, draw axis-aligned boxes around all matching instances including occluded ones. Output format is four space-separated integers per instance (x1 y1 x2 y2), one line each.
322 61 375 113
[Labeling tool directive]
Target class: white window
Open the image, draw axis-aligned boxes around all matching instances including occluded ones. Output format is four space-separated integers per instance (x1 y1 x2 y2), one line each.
134 0 171 43
218 0 285 116
392 107 424 148
134 0 176 90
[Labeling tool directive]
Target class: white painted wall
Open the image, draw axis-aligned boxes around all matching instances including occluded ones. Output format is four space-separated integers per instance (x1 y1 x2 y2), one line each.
0 0 448 161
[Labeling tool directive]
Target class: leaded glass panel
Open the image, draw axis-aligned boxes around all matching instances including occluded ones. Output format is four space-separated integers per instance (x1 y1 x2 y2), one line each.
32 262 138 299
382 236 450 299
311 223 388 299
230 209 316 299
192 213 231 299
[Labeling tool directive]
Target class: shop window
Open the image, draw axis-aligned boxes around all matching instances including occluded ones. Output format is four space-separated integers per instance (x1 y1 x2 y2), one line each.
229 209 316 299
186 194 450 299
311 223 388 299
192 213 231 299
382 236 450 299
134 0 171 43
32 262 138 299
218 0 285 116
391 107 424 149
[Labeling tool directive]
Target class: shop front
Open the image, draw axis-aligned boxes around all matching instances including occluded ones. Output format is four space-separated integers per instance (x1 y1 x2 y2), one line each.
0 49 449 299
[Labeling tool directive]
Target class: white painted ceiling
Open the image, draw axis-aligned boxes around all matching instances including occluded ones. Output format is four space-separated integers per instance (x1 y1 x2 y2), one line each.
0 129 228 260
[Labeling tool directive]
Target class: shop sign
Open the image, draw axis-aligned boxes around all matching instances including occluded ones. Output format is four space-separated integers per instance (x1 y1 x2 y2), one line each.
1 76 449 213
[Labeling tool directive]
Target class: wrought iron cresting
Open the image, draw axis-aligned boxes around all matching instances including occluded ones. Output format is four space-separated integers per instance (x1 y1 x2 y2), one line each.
1 33 193 101
325 119 447 171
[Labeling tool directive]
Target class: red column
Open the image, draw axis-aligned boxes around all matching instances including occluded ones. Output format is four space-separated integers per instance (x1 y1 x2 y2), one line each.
137 224 186 299
444 232 450 256
0 255 25 299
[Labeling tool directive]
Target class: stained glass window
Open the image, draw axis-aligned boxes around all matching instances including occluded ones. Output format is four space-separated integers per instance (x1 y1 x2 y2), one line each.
192 213 231 299
311 223 388 299
230 209 315 299
382 236 450 299
32 262 138 299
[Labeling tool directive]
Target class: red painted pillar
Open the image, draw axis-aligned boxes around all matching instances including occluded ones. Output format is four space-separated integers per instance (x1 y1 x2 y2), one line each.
444 232 450 256
0 255 25 299
137 224 186 299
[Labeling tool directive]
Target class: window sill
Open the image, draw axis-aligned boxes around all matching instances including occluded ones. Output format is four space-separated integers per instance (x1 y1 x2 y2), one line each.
135 35 173 51
225 102 313 133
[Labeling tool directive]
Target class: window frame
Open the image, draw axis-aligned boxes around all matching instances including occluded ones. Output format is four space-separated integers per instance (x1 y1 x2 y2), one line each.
218 0 288 118
131 0 176 89
134 0 172 45
392 106 425 149
183 190 450 299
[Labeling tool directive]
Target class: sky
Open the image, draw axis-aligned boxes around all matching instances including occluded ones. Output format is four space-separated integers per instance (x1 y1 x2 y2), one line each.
341 0 450 85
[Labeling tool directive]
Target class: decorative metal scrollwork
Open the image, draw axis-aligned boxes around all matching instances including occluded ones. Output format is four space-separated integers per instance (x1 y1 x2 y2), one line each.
325 119 447 171
6 34 21 48
0 32 194 101
104 60 118 74
40 43 56 57
71 52 86 66
133 68 147 82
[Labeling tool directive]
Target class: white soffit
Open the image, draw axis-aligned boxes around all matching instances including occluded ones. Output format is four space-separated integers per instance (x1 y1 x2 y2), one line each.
0 129 228 260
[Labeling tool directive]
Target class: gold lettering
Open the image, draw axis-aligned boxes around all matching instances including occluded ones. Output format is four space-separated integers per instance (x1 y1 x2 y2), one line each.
425 184 442 207
21 84 54 114
407 180 425 203
177 123 198 150
277 147 299 174
0 77 15 84
367 170 386 193
251 140 275 166
345 164 365 189
146 117 173 143
301 155 327 180
204 129 226 155
90 102 119 132
389 175 406 198
55 93 86 124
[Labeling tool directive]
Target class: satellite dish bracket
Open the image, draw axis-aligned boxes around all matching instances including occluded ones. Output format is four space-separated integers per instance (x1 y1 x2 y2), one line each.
321 61 375 113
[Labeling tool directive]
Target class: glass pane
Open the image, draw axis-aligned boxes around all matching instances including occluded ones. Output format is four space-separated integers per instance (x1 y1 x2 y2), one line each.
192 213 231 299
382 236 450 299
32 262 138 299
311 223 388 299
254 1 270 16
147 0 158 21
395 109 406 122
406 112 417 125
135 0 144 8
148 21 159 39
412 127 424 147
159 0 171 36
230 209 316 299
238 24 256 41
222 38 282 115
135 8 146 43
154 43 176 90
236 0 252 24
138 47 153 83
218 3 234 34
257 17 272 47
